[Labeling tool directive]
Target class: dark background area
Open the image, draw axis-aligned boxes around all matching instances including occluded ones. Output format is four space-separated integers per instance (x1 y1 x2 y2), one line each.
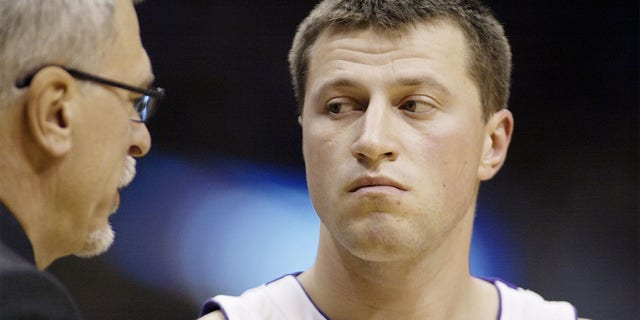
48 1 638 319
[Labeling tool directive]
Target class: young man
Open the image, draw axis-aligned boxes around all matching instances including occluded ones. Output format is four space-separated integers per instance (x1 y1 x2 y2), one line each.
200 0 584 319
0 0 163 318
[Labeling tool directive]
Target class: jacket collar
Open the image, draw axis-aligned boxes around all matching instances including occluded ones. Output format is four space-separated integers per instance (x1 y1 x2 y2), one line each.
0 201 35 264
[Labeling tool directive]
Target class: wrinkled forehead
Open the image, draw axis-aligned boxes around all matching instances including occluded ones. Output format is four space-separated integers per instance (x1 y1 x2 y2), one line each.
100 0 153 86
310 16 470 63
309 18 471 70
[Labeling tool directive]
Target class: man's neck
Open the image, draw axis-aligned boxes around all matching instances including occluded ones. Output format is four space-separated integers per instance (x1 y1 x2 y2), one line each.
0 159 66 269
0 192 62 269
298 212 498 320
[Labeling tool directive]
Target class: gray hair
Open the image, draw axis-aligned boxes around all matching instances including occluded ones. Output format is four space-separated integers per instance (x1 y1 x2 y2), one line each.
0 0 119 109
288 0 512 120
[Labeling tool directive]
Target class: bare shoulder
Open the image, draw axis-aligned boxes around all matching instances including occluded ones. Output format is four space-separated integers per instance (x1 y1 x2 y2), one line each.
198 311 226 320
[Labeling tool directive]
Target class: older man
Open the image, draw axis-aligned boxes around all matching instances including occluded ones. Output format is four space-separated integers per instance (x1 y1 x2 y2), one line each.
0 0 163 318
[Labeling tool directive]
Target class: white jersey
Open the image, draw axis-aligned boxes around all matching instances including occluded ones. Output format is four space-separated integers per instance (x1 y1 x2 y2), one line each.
200 274 577 320
491 278 576 320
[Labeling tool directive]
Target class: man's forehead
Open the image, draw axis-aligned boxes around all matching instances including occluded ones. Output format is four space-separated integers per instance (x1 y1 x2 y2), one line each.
309 21 468 71
314 20 466 55
321 16 463 41
100 0 152 87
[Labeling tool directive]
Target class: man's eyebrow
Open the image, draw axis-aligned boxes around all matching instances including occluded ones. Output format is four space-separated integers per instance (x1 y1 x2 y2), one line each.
318 78 360 91
315 76 450 95
396 75 450 96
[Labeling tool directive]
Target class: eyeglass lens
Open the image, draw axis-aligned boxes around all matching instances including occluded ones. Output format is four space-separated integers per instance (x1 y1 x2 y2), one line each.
134 95 157 122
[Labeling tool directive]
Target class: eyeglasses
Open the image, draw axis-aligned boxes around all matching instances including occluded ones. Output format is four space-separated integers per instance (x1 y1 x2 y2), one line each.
15 66 165 123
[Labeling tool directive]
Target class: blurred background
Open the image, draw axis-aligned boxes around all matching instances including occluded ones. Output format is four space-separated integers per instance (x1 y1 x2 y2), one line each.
48 0 638 319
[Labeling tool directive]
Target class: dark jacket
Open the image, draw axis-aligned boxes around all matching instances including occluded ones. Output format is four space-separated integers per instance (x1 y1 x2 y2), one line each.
0 202 81 320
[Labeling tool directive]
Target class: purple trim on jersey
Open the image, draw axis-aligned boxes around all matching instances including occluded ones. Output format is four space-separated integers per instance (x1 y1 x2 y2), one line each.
270 272 331 319
198 273 304 317
290 273 331 320
265 271 302 285
476 276 506 320
199 298 225 317
199 272 331 319
478 276 518 289
201 274 581 320
477 276 579 320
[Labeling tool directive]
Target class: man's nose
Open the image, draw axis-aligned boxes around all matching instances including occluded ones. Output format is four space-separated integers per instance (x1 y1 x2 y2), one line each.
128 122 151 157
350 98 398 164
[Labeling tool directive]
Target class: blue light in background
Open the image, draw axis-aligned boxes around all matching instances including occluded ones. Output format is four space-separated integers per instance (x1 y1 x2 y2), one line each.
106 151 518 304
172 179 319 300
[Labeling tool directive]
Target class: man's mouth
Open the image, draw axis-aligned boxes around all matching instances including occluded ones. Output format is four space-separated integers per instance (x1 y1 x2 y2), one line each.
348 176 407 193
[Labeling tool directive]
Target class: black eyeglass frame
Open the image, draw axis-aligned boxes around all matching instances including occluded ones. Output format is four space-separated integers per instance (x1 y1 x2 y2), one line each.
15 65 165 123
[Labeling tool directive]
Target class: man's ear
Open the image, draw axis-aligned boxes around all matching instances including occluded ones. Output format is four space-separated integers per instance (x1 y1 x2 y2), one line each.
25 66 77 157
298 115 303 126
477 109 514 181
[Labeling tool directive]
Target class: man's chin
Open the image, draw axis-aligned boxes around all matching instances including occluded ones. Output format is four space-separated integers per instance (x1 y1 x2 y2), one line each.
74 225 115 258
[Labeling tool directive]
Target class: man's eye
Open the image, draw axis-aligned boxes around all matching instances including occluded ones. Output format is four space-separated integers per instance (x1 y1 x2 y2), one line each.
327 102 341 114
326 100 359 115
398 100 434 113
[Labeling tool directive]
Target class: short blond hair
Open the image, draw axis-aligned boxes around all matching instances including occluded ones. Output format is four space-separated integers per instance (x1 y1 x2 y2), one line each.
288 0 512 121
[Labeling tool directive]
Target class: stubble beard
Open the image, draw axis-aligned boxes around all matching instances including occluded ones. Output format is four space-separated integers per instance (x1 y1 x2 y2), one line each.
74 156 136 258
